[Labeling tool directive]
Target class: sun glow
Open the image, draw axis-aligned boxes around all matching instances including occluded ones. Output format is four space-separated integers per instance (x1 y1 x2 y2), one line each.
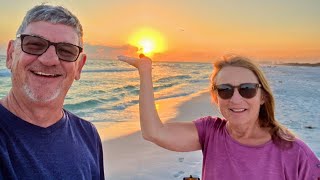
128 27 167 56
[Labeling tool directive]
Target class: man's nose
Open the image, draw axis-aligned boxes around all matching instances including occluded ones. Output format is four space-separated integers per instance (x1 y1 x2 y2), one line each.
37 45 60 66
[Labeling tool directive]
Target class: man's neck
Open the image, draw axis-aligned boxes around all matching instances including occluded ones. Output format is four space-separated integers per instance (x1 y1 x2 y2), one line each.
1 90 64 128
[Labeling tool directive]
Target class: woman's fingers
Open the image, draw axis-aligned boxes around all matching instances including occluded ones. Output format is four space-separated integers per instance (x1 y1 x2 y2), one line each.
139 54 145 58
118 54 152 73
117 55 139 67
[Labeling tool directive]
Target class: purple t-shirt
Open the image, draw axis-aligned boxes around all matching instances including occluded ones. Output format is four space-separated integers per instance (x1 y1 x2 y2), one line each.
194 116 320 180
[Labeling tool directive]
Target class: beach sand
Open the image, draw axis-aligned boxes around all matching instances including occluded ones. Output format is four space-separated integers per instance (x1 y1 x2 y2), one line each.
101 91 220 179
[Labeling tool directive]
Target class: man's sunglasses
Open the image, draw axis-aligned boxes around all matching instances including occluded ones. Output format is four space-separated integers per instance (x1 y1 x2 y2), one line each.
213 83 262 99
17 34 82 62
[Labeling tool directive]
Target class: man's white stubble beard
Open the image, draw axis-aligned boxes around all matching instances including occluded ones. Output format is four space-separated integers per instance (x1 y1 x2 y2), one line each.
23 84 61 103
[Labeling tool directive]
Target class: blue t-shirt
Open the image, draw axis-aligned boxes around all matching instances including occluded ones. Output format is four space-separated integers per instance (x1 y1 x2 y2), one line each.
0 104 104 180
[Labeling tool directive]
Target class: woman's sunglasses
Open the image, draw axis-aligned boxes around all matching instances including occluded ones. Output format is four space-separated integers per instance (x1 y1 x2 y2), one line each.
213 83 262 99
16 34 82 62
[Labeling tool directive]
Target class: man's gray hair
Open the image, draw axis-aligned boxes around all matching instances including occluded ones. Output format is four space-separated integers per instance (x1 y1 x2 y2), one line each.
17 4 83 46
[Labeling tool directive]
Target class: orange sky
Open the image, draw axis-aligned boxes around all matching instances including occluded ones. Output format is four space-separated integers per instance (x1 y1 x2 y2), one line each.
0 0 319 62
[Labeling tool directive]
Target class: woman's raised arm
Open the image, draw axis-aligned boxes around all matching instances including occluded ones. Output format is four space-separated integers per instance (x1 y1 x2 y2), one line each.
118 55 201 152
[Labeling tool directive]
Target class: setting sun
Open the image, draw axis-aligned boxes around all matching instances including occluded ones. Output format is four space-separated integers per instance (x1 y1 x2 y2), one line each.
128 27 167 56
139 39 154 54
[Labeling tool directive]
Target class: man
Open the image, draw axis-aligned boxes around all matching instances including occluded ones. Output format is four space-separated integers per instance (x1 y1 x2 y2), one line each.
0 4 104 179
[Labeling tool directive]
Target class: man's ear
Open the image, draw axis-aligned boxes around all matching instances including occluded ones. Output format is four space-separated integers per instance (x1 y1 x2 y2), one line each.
6 40 15 70
75 53 87 80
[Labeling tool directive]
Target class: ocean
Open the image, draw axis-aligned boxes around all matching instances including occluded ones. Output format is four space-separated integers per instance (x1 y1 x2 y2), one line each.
0 56 319 157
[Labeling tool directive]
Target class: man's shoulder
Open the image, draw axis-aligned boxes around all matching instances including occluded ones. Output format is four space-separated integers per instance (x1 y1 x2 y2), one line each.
63 109 89 122
63 109 98 134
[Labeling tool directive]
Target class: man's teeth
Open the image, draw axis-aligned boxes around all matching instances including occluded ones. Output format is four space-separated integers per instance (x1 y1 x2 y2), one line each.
231 108 246 112
34 71 59 77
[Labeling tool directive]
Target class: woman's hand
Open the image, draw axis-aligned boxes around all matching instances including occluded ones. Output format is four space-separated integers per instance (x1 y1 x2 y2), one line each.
117 54 152 74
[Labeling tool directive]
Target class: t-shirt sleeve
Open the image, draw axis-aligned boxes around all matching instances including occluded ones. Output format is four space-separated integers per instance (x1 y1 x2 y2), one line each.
301 151 320 179
304 154 320 180
75 117 105 179
96 131 105 179
295 139 320 179
193 116 219 150
90 124 105 179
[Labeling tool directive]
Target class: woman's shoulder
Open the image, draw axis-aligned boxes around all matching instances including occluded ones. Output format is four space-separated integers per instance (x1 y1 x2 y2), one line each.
291 138 319 159
193 116 228 148
279 138 320 168
287 139 320 176
193 116 227 130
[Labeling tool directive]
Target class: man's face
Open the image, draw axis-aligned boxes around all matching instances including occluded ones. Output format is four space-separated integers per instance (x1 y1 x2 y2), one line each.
6 21 86 105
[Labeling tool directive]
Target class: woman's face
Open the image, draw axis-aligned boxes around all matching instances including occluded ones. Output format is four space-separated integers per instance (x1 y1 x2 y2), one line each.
215 66 264 127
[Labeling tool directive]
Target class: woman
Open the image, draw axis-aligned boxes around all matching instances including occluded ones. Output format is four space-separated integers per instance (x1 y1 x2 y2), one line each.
118 55 320 179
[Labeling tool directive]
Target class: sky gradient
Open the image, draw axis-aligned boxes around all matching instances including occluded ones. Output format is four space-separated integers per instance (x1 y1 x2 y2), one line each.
0 0 319 62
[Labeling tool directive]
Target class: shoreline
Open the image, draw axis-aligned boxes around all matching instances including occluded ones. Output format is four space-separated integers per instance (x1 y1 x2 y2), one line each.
97 89 216 141
101 91 219 179
278 62 320 67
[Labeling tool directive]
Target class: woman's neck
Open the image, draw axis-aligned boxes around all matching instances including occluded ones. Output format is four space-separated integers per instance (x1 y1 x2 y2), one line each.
226 121 271 146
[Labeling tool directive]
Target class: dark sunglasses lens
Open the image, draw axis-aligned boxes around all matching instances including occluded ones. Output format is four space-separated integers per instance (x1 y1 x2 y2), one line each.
56 44 80 61
217 84 234 99
22 36 48 55
239 83 258 99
